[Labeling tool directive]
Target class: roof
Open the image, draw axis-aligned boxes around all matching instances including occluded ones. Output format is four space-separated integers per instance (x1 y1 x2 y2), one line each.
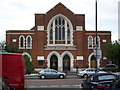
0 53 22 56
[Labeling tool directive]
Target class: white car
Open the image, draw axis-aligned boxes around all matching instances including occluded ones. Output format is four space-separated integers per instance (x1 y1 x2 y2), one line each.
77 68 106 78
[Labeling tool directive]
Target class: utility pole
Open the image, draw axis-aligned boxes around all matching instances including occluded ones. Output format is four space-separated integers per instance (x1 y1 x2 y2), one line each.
95 0 98 73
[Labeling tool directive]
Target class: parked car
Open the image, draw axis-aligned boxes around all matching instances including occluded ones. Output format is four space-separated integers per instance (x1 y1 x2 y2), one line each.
81 73 117 89
77 68 106 78
99 64 118 72
38 69 66 79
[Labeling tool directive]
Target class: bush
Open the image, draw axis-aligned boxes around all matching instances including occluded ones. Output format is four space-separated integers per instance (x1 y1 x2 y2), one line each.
32 70 39 74
24 55 34 75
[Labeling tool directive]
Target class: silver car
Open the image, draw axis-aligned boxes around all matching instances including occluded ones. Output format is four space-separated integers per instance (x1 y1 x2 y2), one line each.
77 68 106 78
38 69 66 79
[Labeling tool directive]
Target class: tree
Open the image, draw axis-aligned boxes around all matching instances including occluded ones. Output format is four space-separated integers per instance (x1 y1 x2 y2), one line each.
24 55 34 75
0 40 6 50
6 43 23 53
103 41 120 70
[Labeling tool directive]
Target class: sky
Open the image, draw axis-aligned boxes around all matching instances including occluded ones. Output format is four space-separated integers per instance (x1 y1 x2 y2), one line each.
0 0 119 42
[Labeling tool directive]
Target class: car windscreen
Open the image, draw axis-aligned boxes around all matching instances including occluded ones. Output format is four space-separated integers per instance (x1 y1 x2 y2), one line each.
98 75 115 81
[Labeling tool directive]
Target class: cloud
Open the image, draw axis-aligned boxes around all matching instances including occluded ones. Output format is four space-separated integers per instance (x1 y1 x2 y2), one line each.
0 0 119 42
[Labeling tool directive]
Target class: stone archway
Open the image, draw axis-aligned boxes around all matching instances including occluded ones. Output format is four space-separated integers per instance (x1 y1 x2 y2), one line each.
90 55 96 68
61 51 74 72
50 55 58 70
47 51 61 71
22 52 32 62
88 52 101 68
63 55 70 71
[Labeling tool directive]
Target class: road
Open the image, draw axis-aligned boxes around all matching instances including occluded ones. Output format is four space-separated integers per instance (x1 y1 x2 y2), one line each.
25 77 83 88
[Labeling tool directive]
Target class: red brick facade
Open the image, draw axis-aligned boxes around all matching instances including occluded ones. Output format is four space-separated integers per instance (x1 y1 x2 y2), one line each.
6 3 111 72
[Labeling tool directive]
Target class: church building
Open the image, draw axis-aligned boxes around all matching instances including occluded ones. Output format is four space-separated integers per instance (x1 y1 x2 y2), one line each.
6 3 111 72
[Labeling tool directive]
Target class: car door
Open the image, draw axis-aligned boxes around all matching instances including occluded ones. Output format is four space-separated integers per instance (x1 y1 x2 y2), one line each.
86 69 95 76
44 69 51 78
50 69 59 78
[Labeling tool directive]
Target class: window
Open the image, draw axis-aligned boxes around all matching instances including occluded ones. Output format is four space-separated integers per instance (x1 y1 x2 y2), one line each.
19 35 25 49
98 75 115 80
48 15 73 45
38 60 44 66
88 36 93 49
26 35 32 49
94 36 100 48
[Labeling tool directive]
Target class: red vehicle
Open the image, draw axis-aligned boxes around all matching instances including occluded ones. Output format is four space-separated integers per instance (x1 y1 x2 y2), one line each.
0 53 25 90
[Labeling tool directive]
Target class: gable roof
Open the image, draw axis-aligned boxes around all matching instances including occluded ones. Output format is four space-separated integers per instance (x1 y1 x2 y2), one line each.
46 2 74 14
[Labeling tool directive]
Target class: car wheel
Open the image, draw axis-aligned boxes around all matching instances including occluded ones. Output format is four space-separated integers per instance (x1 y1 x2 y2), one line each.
83 74 88 78
41 75 45 79
59 75 64 79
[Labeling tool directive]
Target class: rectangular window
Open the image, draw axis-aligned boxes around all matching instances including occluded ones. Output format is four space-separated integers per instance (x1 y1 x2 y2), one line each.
38 60 44 66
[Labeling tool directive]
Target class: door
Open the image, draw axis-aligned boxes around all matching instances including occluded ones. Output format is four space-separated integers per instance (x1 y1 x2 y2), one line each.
63 55 70 71
90 55 96 68
50 55 58 70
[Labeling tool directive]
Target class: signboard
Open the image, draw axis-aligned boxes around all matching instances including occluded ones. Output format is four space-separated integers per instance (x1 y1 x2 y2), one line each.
94 48 102 59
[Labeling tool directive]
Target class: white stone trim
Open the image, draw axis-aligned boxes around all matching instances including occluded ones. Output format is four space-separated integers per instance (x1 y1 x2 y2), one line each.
61 51 75 72
76 56 84 60
86 33 111 35
76 26 83 31
37 26 44 31
26 35 32 49
47 14 73 46
47 51 61 70
19 35 25 49
22 52 32 62
7 33 35 35
88 36 93 49
88 52 100 68
12 39 17 43
37 56 44 60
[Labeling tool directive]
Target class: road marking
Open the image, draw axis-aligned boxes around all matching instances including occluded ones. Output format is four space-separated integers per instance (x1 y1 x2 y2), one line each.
27 84 81 88
49 85 59 87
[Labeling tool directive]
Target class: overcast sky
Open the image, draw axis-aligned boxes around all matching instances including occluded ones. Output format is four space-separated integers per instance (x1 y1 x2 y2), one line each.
0 0 119 42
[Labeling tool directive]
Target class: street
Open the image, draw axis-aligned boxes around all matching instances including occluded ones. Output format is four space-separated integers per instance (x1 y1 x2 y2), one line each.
25 76 83 88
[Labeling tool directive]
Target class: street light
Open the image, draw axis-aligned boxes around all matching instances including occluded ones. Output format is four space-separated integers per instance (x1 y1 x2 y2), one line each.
95 0 98 73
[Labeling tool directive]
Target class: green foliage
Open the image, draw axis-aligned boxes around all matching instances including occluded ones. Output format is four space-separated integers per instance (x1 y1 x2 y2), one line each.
103 41 120 70
31 70 39 74
103 41 120 61
24 55 34 75
6 44 23 53
0 40 6 49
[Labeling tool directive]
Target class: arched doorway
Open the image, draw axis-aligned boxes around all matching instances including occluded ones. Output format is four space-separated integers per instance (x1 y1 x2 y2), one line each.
50 55 58 70
63 55 70 71
90 55 96 68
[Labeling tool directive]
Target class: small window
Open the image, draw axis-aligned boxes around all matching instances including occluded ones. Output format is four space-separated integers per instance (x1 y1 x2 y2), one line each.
44 70 50 72
51 70 57 73
38 60 44 66
88 36 93 49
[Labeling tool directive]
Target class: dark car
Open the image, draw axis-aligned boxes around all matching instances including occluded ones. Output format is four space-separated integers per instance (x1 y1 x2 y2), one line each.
38 69 66 79
81 73 116 89
99 64 118 72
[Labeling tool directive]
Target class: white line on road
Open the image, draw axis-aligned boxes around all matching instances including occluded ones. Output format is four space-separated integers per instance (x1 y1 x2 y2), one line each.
27 84 81 88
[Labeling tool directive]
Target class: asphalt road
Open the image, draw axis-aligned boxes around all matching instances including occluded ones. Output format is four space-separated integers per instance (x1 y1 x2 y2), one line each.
25 76 83 88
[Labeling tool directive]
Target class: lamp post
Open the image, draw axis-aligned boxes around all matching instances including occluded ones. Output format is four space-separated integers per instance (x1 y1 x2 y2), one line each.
95 0 98 73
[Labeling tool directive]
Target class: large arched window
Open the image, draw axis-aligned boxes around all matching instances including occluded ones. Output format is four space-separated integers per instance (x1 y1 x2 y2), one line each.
88 36 93 49
19 35 25 49
26 35 32 49
47 14 73 45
